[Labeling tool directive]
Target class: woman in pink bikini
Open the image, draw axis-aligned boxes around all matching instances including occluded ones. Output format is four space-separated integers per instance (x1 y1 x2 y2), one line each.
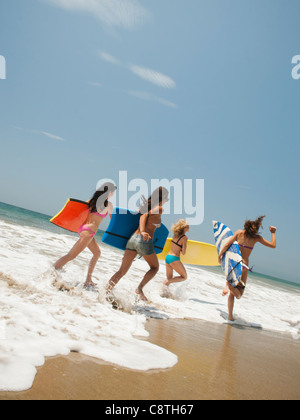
54 183 117 288
218 216 277 321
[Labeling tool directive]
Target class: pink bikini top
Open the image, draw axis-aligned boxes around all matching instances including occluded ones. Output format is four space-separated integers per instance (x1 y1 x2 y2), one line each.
90 210 108 218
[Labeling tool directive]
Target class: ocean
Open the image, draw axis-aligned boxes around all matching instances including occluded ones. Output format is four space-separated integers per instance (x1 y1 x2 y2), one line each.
0 201 299 392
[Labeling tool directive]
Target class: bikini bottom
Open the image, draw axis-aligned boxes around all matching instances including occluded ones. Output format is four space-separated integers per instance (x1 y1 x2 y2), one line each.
78 224 96 238
165 255 181 265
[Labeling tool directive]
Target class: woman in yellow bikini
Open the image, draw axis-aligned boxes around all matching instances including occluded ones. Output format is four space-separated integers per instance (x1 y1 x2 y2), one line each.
164 219 189 286
54 183 117 288
218 216 277 321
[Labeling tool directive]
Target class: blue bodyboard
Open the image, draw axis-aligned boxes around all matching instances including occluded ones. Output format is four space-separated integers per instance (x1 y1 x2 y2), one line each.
102 208 169 255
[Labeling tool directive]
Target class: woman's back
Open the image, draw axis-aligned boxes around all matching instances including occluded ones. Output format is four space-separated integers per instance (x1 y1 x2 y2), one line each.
170 235 187 256
236 230 258 263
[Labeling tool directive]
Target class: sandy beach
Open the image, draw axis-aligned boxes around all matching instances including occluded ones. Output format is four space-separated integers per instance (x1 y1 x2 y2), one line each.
1 319 299 401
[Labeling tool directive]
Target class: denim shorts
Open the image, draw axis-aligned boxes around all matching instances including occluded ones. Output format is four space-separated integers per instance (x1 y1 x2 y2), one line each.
126 234 155 256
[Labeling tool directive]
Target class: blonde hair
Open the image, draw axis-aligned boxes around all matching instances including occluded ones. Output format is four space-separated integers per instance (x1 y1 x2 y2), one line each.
172 219 189 238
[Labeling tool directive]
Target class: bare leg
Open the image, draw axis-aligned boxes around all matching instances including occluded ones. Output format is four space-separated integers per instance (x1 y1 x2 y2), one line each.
54 236 93 270
84 239 101 287
228 292 235 321
136 253 159 301
163 261 187 286
106 250 137 295
227 270 247 321
164 264 173 286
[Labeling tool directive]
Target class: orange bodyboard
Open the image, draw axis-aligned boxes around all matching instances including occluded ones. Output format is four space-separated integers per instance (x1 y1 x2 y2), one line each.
50 199 89 233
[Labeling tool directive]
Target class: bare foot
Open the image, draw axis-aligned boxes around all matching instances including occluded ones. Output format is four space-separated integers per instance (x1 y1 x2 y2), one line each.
222 282 230 296
84 275 97 288
106 284 115 300
136 288 148 302
163 280 171 287
84 280 97 288
106 291 118 307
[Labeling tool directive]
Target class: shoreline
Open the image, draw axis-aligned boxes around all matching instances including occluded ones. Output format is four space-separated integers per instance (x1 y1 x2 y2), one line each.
0 318 299 400
1 206 299 289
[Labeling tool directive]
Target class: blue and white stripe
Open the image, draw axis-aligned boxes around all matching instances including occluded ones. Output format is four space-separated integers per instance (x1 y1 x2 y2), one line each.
213 221 243 287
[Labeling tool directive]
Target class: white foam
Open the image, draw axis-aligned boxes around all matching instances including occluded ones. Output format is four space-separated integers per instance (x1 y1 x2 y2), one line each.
0 219 299 391
0 221 178 391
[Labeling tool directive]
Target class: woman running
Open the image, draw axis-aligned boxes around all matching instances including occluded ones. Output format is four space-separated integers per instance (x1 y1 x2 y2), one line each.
54 183 117 288
218 216 277 321
106 187 169 302
164 219 189 286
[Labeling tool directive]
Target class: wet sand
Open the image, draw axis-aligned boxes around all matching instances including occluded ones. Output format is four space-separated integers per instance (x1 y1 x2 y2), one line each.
1 319 299 400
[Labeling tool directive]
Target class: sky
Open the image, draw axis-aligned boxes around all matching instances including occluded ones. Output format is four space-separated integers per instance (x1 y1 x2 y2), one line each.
0 0 299 283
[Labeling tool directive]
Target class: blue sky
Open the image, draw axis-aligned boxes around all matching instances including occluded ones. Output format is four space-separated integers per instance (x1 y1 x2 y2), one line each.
0 0 299 283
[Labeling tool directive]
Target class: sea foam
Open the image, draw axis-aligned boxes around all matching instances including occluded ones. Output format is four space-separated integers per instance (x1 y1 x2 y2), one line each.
0 219 299 391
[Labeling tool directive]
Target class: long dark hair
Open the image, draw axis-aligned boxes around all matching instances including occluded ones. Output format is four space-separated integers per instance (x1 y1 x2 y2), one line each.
244 215 266 238
139 187 169 214
89 182 117 213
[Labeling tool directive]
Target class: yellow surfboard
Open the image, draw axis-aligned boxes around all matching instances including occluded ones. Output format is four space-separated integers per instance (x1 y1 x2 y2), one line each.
158 238 219 266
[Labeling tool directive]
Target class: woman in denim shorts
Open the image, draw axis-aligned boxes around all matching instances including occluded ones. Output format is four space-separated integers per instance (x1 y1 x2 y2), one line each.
106 187 169 302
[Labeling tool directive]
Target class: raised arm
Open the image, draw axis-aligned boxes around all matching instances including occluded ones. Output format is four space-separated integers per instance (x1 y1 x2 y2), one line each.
257 226 277 249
